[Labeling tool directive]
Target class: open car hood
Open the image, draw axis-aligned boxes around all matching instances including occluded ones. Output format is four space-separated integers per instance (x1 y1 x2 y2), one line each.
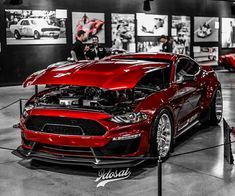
23 60 168 90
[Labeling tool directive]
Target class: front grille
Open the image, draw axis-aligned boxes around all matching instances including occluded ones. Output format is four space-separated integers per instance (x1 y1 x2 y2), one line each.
41 144 92 153
43 124 84 135
40 143 93 156
41 28 60 32
25 116 107 136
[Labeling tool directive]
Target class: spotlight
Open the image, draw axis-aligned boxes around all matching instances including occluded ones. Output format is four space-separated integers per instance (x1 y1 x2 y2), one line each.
232 2 235 15
143 0 151 11
10 0 23 5
4 0 23 5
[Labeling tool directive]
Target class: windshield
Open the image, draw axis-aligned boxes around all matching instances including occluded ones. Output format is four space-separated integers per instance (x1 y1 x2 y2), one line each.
136 65 171 90
112 57 173 65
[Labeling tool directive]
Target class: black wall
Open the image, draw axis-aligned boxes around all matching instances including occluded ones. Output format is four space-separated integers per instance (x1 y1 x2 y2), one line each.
0 0 234 86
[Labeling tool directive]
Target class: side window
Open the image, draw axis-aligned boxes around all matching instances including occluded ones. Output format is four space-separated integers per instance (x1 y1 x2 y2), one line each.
21 20 29 25
24 20 30 25
20 20 26 25
136 66 171 90
176 58 199 80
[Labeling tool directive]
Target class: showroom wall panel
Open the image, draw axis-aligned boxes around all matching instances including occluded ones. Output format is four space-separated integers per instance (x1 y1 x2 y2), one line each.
0 0 234 86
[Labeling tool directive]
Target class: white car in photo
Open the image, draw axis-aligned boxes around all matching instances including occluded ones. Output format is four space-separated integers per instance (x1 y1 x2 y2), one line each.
10 18 61 39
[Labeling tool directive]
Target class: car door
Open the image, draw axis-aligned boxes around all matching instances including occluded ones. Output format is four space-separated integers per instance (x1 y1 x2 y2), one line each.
19 20 25 35
21 20 30 36
172 58 203 133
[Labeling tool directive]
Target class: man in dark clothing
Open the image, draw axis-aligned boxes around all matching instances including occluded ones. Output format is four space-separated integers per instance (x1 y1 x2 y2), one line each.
159 35 173 53
71 30 89 61
86 36 107 60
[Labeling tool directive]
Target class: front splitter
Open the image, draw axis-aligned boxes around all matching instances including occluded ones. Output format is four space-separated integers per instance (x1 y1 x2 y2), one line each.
14 146 146 168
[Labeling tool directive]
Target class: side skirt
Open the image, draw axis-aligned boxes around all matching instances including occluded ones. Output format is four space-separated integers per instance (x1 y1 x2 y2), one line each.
175 120 200 138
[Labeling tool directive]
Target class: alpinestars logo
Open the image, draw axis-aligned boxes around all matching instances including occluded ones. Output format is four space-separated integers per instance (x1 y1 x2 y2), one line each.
95 168 131 187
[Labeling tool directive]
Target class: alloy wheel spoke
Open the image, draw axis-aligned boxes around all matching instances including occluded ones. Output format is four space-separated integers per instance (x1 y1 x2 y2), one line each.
156 113 172 157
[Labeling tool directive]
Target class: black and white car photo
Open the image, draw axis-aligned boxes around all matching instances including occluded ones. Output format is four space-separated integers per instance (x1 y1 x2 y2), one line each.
194 17 219 42
6 9 67 45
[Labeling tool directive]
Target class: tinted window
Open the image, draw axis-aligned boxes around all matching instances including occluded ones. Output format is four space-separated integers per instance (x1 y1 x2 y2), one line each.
176 58 199 79
136 66 171 90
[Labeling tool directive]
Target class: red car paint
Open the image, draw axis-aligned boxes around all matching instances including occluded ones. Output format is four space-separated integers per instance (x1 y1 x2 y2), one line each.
18 53 221 168
232 128 235 137
219 52 235 71
23 60 169 90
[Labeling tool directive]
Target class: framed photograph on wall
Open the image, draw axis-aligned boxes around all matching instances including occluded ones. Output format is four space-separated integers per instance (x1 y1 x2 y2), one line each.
111 13 135 52
137 36 163 52
171 16 190 56
193 46 218 66
5 9 67 45
136 13 168 36
72 12 105 44
194 17 219 42
137 41 162 52
221 18 235 48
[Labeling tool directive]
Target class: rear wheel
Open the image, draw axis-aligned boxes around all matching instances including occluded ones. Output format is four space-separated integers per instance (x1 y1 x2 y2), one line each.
210 89 223 125
14 30 21 39
34 31 40 39
228 67 234 72
150 109 174 160
53 35 59 39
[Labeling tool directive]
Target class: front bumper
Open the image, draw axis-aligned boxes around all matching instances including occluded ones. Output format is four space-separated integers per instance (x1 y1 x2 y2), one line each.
15 146 145 168
18 109 150 167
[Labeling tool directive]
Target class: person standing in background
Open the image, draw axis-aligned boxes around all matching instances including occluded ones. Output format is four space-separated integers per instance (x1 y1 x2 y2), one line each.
86 36 107 60
159 35 173 53
71 30 89 61
228 21 234 47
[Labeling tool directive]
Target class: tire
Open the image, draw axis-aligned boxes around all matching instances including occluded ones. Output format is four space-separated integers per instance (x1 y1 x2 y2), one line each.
228 67 234 72
14 30 21 39
210 88 223 125
53 35 59 39
34 31 41 39
150 109 174 160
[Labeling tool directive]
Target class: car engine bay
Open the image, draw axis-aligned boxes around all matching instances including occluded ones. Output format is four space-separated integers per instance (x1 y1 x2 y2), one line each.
32 86 154 114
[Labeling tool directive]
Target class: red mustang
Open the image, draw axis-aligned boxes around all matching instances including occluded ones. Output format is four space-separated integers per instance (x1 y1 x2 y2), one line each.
16 53 223 168
219 53 235 72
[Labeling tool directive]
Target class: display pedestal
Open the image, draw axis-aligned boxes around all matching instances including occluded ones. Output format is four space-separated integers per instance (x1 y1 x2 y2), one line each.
158 157 162 196
223 118 234 164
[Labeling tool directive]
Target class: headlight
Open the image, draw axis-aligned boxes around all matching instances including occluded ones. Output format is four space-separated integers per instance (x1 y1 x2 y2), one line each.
111 112 148 124
23 104 34 118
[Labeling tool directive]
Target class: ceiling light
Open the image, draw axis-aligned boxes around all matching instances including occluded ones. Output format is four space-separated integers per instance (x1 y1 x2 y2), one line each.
143 0 151 11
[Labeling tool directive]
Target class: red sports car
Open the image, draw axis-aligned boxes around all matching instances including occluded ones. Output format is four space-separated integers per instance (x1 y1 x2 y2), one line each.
16 53 223 168
219 53 235 72
76 14 104 41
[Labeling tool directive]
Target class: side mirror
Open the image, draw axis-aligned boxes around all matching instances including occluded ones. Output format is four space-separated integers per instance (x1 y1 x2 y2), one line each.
176 75 195 83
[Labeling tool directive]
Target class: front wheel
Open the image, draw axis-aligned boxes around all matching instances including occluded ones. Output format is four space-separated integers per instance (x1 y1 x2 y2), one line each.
34 31 41 39
150 109 174 160
210 89 223 125
14 30 21 39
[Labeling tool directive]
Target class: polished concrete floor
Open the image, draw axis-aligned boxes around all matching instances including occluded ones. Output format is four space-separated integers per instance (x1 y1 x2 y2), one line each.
0 70 235 196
